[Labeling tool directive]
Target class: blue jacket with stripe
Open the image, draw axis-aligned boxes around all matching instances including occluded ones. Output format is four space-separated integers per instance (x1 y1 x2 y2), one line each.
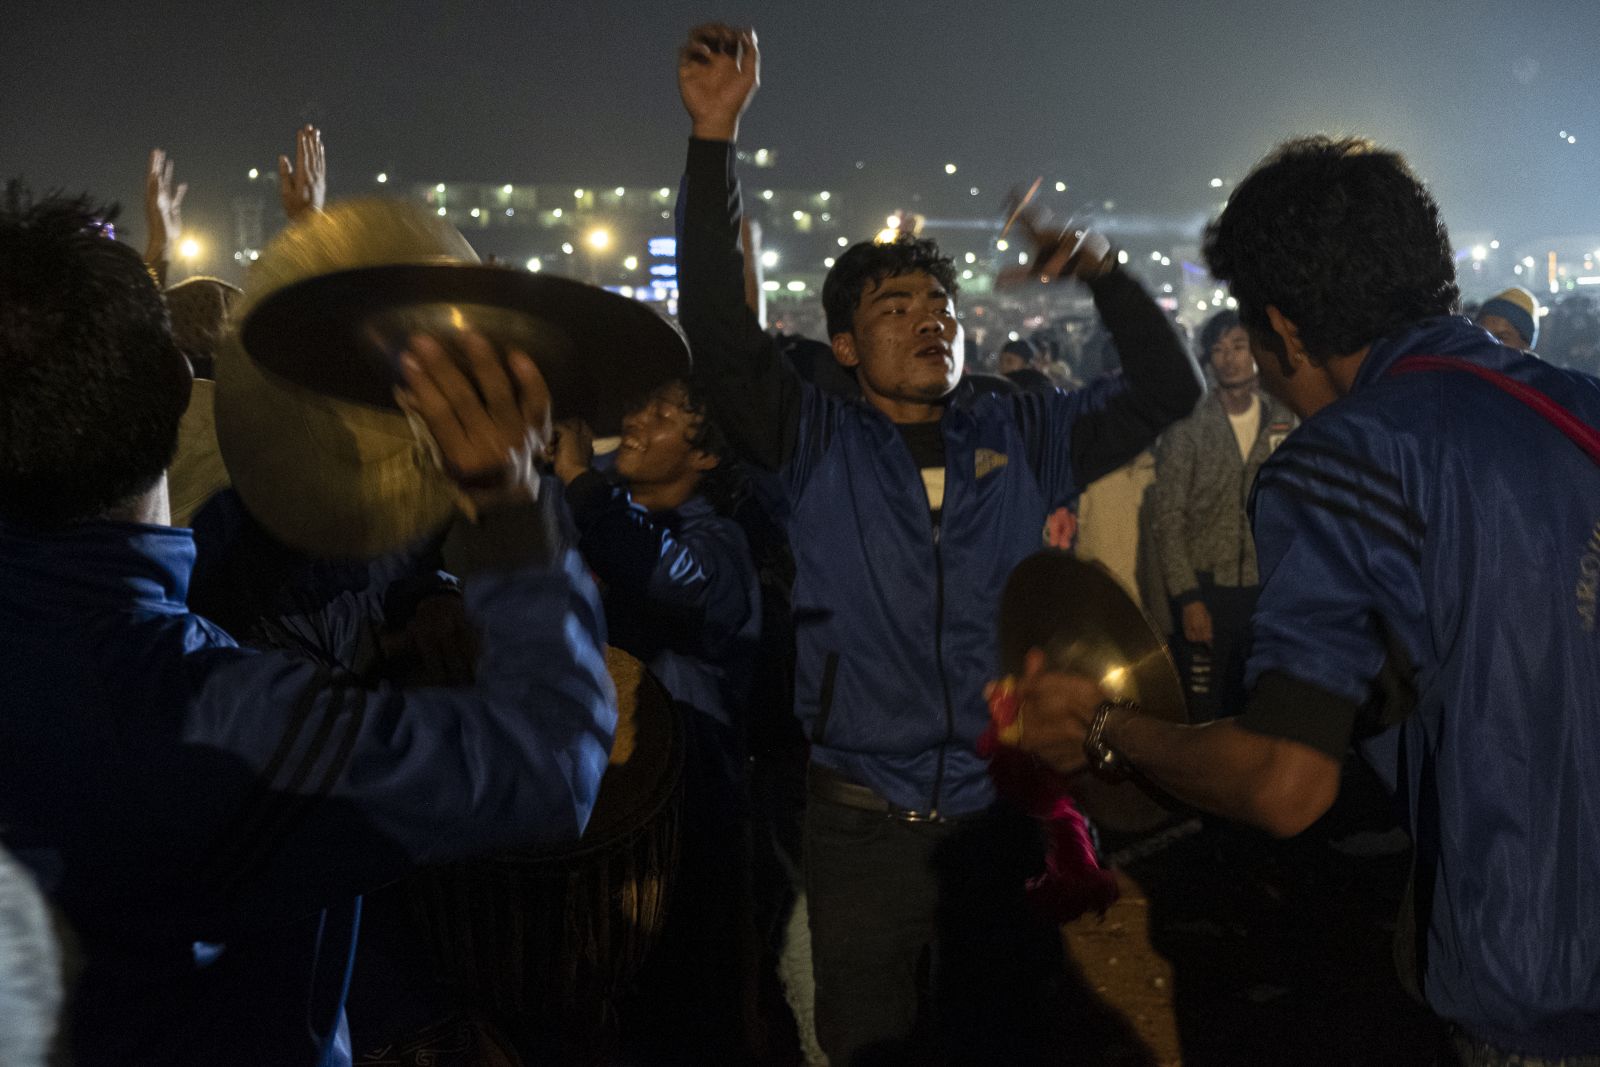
1246 315 1600 1055
0 509 615 1065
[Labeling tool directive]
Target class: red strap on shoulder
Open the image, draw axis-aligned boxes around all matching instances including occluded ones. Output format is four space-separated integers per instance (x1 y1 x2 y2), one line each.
1387 354 1600 468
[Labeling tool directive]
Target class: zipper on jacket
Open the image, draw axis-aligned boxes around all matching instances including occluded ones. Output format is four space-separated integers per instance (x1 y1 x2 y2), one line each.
928 513 955 815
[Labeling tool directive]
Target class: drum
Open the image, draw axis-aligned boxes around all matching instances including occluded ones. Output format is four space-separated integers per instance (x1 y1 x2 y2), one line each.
401 648 683 1061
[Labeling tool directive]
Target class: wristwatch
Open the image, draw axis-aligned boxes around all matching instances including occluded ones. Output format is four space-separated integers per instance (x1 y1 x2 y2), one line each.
1084 699 1137 778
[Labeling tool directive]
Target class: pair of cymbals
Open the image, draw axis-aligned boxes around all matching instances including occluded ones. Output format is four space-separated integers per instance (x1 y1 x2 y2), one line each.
215 199 689 558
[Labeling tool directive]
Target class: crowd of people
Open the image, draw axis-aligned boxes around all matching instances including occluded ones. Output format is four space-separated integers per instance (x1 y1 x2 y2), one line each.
2 20 1599 1067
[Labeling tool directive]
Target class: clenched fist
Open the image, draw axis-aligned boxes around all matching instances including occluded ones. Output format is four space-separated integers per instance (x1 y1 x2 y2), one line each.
678 24 760 142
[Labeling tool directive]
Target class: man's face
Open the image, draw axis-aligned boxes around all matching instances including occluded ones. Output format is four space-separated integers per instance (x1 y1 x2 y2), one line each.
1477 313 1528 350
998 350 1028 375
1210 325 1258 388
833 270 964 409
614 382 712 488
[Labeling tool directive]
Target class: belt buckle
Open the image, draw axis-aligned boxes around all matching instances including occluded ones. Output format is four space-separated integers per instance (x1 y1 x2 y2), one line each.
890 806 942 824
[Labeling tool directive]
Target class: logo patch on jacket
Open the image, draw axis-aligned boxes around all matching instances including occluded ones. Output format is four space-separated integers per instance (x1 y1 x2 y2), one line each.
974 448 1009 479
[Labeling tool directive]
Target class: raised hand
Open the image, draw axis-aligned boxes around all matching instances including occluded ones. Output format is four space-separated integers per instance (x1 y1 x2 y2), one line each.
277 125 326 223
144 148 187 272
551 418 595 485
677 23 760 141
394 332 554 512
994 185 1115 288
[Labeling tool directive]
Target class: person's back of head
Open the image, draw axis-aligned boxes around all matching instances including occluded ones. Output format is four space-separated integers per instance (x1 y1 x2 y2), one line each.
164 276 242 380
0 183 191 527
997 338 1037 375
1475 286 1539 349
1202 136 1459 364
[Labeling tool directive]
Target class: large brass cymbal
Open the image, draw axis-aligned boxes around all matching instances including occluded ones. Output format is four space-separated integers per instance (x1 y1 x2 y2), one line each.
241 263 690 436
998 551 1188 833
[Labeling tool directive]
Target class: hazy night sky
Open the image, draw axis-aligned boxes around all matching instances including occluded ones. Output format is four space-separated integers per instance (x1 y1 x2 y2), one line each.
5 0 1599 256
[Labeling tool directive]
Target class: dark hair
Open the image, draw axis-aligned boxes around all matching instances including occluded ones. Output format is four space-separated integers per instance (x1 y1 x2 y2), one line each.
1195 309 1241 367
821 235 959 337
1202 137 1458 363
0 183 190 526
1000 338 1037 362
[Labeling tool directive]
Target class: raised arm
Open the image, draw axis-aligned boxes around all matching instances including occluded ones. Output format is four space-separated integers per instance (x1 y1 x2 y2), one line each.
143 148 186 287
1000 200 1203 485
675 24 803 471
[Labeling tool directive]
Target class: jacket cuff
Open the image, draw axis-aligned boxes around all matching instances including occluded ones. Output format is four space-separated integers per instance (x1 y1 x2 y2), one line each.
1236 670 1359 761
1171 587 1204 609
442 496 564 577
563 469 623 531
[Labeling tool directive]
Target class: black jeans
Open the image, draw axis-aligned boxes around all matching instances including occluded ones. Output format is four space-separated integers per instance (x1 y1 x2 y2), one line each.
804 783 1070 1066
1170 576 1259 722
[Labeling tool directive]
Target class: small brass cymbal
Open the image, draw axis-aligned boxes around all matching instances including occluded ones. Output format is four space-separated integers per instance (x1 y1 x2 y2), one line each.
998 551 1188 833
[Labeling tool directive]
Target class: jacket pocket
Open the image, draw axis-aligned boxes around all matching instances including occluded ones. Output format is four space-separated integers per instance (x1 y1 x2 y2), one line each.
811 651 839 744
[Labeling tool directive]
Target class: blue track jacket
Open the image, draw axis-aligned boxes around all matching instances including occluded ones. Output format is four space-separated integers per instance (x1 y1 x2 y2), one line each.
1246 316 1600 1055
0 510 615 1065
678 138 1200 816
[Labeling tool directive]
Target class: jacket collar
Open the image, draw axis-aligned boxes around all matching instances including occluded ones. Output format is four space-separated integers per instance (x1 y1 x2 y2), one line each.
0 519 195 615
1351 315 1507 394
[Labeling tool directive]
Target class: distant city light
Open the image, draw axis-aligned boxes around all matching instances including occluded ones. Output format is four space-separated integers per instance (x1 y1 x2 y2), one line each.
623 255 639 270
1514 265 1523 275
436 183 445 193
995 239 1009 251
614 187 625 196
886 214 901 228
659 187 671 197
586 228 612 251
1197 301 1209 310
1055 181 1067 192
944 163 958 175
574 188 586 198
1008 332 1019 342
965 252 977 264
376 172 388 183
837 236 849 247
875 227 900 244
561 242 574 254
178 238 200 260
1569 135 1579 145
761 249 779 268
1151 251 1163 261
552 208 563 218
505 208 514 216
1018 252 1029 265
470 208 481 218
968 187 979 196
503 184 513 194
762 189 774 200
786 280 806 292
761 280 780 292
436 207 446 216
824 257 836 268
247 168 259 180
1161 256 1172 266
526 257 542 272
793 210 805 221
962 269 974 280
1489 240 1500 249
1209 178 1224 188
1523 256 1536 267
1471 245 1488 261
1117 250 1130 265
819 191 831 201
620 286 634 298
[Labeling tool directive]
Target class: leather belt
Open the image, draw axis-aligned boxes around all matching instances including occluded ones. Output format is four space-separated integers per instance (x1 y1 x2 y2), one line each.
806 763 951 823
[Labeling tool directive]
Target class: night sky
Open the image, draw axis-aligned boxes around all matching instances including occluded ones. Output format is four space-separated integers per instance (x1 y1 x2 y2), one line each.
6 0 1599 256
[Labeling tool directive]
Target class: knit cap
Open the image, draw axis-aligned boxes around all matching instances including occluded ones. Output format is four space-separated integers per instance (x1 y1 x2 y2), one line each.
1477 286 1539 347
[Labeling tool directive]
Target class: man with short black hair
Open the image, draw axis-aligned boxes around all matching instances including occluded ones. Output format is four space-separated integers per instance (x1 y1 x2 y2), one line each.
675 26 1201 1061
0 185 615 1066
1009 136 1600 1064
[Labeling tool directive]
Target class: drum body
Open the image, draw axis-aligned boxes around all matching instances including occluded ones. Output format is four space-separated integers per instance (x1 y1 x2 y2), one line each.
403 655 683 1061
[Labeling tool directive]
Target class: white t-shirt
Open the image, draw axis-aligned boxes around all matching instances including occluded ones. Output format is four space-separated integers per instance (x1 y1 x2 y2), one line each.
1227 395 1261 462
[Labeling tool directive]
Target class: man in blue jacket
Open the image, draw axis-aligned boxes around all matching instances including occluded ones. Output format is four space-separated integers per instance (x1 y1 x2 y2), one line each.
552 381 762 1057
1011 137 1600 1064
0 188 616 1065
675 26 1201 1062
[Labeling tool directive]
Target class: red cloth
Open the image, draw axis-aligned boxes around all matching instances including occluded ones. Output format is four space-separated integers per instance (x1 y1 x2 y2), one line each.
981 685 1120 922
